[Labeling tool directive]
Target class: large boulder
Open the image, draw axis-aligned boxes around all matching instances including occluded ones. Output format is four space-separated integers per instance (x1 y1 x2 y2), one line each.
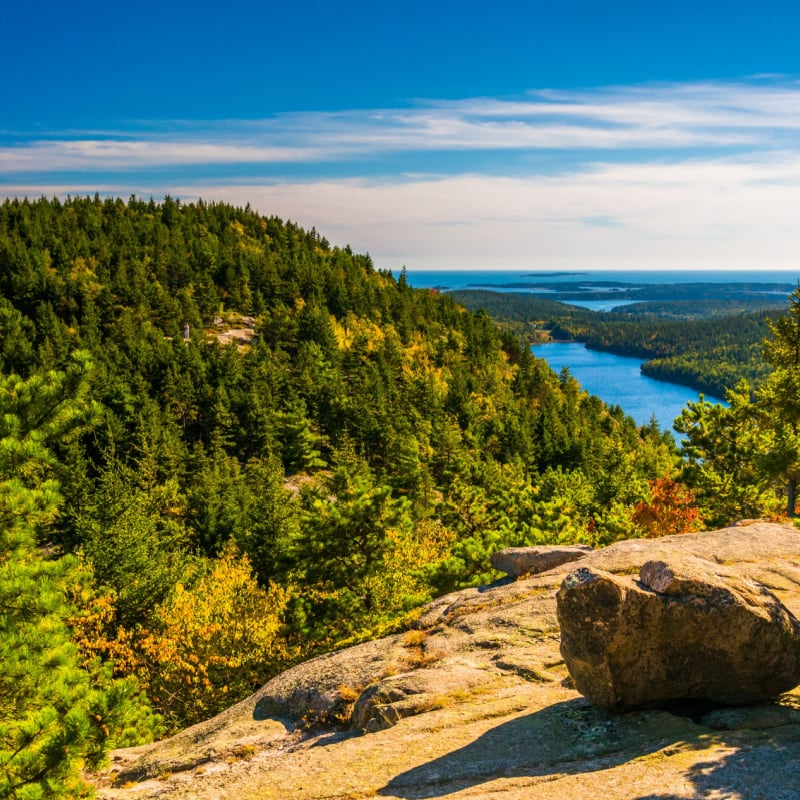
557 555 800 711
490 544 592 578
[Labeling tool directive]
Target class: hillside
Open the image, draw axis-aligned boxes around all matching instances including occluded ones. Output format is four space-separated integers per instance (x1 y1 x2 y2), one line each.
4 199 800 798
93 522 800 799
0 196 681 753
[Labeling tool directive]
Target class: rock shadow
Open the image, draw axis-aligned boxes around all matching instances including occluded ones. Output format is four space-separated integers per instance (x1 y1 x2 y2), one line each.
378 697 696 799
380 697 800 800
634 726 800 800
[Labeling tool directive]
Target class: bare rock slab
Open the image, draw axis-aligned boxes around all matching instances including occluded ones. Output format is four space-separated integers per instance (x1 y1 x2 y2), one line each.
557 555 800 711
491 544 592 578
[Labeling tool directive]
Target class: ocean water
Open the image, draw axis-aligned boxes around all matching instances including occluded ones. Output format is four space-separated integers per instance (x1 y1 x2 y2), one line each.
401 268 800 293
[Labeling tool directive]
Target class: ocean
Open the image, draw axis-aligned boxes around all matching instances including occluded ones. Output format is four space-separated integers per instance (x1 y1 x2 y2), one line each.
401 268 800 293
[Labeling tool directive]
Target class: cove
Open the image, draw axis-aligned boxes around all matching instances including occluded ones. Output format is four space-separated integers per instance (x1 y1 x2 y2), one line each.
533 342 725 432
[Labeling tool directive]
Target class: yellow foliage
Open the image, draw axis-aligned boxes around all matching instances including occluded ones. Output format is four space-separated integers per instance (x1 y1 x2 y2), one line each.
70 585 140 676
332 314 388 351
468 391 497 422
363 519 455 613
134 543 292 728
69 256 103 297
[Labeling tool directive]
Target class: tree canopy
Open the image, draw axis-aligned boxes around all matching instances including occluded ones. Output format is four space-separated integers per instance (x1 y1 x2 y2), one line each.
0 355 158 799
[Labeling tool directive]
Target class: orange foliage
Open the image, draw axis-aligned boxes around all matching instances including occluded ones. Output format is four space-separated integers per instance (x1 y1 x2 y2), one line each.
633 477 703 538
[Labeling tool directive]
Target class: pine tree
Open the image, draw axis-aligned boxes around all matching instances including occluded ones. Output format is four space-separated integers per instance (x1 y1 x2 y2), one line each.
293 457 412 638
760 287 800 516
675 386 771 526
0 355 157 798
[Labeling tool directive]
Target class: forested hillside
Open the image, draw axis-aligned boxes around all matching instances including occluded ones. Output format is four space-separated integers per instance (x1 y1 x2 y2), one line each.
551 309 782 396
448 285 800 535
0 196 694 794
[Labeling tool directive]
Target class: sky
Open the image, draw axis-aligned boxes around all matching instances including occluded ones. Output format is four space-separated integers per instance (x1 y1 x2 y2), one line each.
4 0 800 272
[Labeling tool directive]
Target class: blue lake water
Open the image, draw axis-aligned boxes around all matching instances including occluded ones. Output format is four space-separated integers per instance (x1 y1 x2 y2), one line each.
532 342 725 432
561 299 641 312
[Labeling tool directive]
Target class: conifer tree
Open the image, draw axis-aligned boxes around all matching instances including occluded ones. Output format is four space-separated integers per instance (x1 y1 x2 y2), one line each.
0 355 156 798
760 286 800 516
293 456 412 638
675 386 770 526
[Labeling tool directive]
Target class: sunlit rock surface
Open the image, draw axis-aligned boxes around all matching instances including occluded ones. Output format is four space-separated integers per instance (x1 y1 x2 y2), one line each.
94 522 800 800
557 555 800 710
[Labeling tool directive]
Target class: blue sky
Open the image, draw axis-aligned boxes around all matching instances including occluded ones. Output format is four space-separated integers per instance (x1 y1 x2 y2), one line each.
4 1 800 271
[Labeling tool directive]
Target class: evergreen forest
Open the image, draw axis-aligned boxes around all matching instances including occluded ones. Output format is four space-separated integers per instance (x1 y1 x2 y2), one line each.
1 195 798 797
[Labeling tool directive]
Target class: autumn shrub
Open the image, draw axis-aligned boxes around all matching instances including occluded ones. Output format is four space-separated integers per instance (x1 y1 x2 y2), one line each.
133 543 293 730
633 477 703 537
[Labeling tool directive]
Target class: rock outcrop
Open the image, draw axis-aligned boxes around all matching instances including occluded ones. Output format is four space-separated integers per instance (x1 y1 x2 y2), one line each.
491 544 593 578
93 522 800 800
557 555 800 710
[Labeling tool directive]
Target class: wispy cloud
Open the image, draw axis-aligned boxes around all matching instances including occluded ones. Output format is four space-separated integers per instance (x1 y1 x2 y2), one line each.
4 78 800 270
0 139 327 173
3 78 800 176
457 81 800 130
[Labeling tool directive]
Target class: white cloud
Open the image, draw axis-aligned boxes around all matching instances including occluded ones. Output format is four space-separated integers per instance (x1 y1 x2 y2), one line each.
5 157 800 271
4 79 800 270
4 78 800 174
150 151 800 270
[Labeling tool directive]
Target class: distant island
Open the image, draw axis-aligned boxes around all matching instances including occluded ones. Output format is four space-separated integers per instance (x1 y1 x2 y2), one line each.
521 271 590 278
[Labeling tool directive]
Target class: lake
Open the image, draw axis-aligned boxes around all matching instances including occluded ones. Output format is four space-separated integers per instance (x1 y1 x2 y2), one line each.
532 341 724 432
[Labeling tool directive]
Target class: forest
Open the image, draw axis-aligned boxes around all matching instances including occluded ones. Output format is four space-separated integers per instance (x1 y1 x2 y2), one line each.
1 195 798 798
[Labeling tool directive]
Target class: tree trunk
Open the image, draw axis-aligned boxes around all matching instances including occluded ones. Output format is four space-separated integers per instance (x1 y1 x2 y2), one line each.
788 477 797 518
